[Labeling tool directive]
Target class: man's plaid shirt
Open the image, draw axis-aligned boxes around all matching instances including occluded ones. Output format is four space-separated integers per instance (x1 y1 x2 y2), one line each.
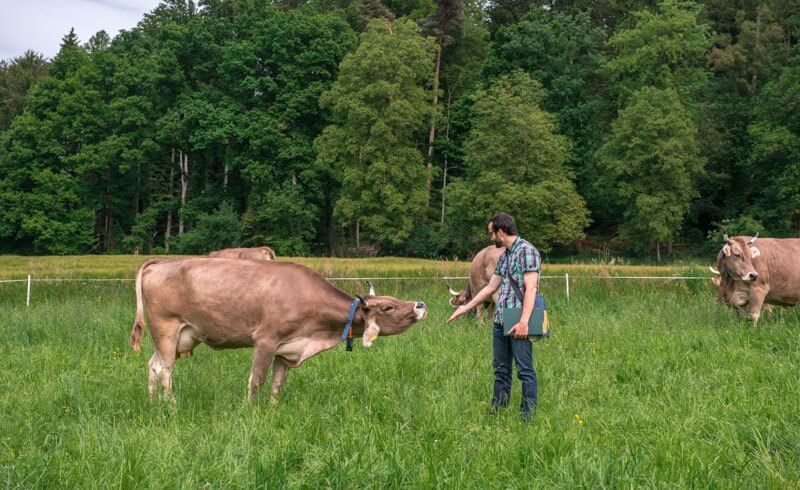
493 237 541 325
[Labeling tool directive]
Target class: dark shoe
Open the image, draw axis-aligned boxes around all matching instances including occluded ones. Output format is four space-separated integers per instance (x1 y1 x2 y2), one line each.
520 406 537 423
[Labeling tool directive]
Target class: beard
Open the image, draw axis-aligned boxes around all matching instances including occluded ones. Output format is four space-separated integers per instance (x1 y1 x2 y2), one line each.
493 237 504 248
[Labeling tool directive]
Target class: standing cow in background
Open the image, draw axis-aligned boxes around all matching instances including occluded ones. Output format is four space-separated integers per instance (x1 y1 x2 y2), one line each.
209 246 276 261
131 258 427 403
448 245 504 325
709 234 800 322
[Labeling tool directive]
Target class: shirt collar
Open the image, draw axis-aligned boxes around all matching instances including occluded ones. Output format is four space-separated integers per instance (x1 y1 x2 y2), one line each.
506 236 521 254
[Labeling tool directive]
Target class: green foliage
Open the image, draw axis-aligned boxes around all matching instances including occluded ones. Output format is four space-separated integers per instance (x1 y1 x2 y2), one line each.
708 6 787 96
447 71 590 254
315 18 436 246
746 56 800 234
242 182 318 256
484 9 608 209
707 215 765 245
0 50 49 131
605 0 711 102
0 0 797 260
171 202 242 253
597 87 705 249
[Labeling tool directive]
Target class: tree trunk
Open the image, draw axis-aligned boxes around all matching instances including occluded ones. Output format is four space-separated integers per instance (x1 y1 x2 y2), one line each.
178 151 188 235
440 161 448 224
355 219 360 249
440 91 452 225
656 241 661 263
667 241 673 254
424 44 442 203
165 151 175 252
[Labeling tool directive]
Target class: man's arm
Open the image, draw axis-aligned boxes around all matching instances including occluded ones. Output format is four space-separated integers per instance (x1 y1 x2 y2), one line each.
446 274 502 323
508 271 538 338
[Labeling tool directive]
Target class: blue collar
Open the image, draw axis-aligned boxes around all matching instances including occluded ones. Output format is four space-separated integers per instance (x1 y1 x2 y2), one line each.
341 299 361 351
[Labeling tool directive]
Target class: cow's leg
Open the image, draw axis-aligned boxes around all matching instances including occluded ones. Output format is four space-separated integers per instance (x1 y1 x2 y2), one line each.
747 289 767 323
157 349 177 402
476 304 485 326
269 356 290 405
147 352 163 401
150 320 180 402
248 342 276 403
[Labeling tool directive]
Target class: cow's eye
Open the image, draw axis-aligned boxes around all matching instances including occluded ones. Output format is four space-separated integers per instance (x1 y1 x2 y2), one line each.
734 253 742 259
382 306 395 312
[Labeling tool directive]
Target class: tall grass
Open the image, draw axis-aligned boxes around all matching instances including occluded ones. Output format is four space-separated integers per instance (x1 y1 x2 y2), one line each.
1 261 799 487
0 255 709 280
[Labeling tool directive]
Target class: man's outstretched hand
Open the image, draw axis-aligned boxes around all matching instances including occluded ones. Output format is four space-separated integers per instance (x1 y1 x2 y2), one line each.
447 305 470 323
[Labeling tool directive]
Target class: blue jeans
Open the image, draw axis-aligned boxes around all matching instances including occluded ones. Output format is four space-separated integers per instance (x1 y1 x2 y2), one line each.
493 322 538 417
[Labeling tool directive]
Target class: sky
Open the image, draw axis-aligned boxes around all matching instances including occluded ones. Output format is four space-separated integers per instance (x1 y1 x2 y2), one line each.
0 0 161 61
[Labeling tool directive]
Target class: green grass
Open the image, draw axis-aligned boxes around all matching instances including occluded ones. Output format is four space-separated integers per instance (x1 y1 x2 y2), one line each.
1 261 799 487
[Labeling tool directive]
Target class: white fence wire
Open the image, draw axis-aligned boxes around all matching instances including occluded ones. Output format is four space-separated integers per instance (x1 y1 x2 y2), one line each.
0 273 711 306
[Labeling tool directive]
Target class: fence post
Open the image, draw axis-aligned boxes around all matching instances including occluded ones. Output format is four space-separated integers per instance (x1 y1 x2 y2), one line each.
26 274 31 307
565 273 570 301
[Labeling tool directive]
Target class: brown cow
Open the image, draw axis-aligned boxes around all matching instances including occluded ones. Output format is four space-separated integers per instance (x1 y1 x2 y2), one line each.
447 245 504 325
709 234 800 321
209 246 276 261
130 258 427 402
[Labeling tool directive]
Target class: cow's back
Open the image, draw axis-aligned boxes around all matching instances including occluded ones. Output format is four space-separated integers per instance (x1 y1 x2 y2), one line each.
757 238 800 304
469 246 504 295
209 246 275 260
141 258 339 342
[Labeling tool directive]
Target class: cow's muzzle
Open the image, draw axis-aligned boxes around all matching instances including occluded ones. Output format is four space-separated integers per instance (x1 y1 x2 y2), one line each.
743 272 758 282
414 301 427 320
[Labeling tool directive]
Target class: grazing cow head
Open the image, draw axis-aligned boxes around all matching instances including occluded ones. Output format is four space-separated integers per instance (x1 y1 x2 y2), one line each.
355 284 426 347
447 285 471 308
718 234 760 282
709 264 749 307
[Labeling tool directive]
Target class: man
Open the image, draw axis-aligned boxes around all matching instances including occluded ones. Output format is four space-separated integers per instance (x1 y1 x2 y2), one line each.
448 213 540 420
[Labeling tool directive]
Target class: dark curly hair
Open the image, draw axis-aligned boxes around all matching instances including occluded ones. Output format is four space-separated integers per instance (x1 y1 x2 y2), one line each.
488 213 518 235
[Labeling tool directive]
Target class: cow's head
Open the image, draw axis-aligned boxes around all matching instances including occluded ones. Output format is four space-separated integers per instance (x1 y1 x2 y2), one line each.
709 265 749 307
718 233 760 282
355 284 426 347
447 285 471 308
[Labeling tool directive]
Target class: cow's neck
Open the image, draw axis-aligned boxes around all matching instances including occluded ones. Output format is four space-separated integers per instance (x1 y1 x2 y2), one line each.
321 296 367 338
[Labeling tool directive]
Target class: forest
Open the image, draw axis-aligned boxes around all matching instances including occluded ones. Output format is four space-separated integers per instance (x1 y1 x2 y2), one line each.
0 0 798 260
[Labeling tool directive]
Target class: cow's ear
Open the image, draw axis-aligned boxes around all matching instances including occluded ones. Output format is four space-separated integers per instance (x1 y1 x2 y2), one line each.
722 244 732 257
750 246 760 258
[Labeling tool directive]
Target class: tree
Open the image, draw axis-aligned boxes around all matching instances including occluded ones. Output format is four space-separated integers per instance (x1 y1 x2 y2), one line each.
596 87 705 260
435 15 489 224
605 0 711 103
708 5 786 96
172 201 242 253
419 0 465 200
484 9 608 220
446 71 590 254
746 57 800 235
0 34 95 253
0 51 49 131
315 18 436 247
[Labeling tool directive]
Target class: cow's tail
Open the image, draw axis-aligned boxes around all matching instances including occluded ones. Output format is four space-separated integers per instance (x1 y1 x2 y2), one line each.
130 258 165 352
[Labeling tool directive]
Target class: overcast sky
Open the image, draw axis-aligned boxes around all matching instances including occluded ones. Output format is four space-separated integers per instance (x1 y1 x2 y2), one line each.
0 0 161 61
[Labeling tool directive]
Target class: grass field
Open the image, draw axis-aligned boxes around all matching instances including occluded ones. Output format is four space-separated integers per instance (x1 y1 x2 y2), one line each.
2 257 799 487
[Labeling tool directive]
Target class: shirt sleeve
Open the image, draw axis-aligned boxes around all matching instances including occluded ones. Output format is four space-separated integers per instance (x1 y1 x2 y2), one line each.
521 245 541 273
493 253 506 277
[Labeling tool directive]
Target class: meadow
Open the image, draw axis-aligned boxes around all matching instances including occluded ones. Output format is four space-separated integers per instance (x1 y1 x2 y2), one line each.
1 257 799 487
